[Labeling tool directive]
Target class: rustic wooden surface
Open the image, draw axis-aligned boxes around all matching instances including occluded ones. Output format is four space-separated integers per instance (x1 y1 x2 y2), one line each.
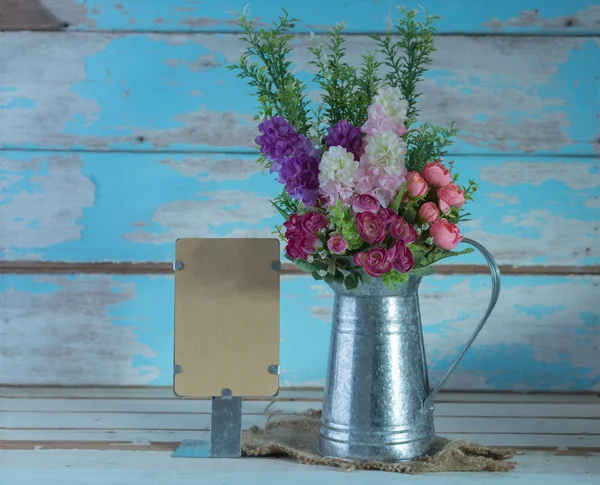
1 388 599 485
0 1 598 390
0 34 598 154
1 273 598 389
1 0 599 34
0 152 598 265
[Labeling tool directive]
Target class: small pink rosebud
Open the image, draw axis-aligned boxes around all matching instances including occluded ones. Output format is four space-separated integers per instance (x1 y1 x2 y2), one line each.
422 161 452 187
430 218 462 250
437 183 465 213
406 171 428 198
418 202 440 223
327 233 348 254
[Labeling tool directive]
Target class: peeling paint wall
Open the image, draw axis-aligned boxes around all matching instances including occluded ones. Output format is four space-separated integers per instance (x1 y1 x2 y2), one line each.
1 274 597 389
0 0 598 389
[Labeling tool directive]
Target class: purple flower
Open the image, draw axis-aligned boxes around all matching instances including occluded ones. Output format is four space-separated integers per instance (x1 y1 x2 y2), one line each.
325 120 363 160
255 116 303 161
276 138 321 206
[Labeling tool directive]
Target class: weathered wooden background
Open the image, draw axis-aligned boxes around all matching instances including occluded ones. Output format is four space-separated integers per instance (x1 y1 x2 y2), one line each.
0 0 598 390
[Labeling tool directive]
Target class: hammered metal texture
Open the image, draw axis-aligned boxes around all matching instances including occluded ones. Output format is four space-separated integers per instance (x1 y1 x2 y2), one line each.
318 237 501 463
318 277 436 462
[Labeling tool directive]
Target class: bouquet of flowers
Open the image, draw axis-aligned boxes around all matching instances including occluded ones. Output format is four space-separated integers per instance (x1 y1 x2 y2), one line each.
230 7 477 290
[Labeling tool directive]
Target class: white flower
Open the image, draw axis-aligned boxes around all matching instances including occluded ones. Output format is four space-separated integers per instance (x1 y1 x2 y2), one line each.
307 255 315 263
375 86 408 122
426 237 434 245
422 223 430 231
317 269 327 277
319 250 327 259
318 146 359 203
327 223 335 230
319 146 358 186
416 226 423 235
365 131 407 169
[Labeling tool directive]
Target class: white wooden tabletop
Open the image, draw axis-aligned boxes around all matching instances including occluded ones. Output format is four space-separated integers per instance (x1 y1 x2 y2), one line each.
1 387 599 484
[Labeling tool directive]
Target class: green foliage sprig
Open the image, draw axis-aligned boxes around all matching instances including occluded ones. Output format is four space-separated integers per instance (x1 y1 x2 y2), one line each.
228 9 312 135
374 7 457 172
308 26 380 132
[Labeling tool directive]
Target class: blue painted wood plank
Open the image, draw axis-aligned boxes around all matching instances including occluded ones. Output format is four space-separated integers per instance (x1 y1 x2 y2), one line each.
1 273 598 390
1 151 598 266
0 33 597 154
15 0 600 35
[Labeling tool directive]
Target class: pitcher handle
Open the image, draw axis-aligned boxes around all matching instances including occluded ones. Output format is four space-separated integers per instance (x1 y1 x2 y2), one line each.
423 238 501 408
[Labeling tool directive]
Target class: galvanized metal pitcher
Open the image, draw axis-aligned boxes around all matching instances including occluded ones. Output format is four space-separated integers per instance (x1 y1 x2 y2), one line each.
318 238 500 462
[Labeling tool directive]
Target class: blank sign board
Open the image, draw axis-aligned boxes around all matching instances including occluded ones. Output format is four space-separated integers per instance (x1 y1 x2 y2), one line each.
174 238 280 397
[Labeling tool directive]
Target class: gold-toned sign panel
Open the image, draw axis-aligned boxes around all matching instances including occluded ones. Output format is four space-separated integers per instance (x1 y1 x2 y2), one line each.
174 238 280 397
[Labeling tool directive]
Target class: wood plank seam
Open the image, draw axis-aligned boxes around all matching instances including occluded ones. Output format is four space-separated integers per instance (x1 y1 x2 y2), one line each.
1 261 599 275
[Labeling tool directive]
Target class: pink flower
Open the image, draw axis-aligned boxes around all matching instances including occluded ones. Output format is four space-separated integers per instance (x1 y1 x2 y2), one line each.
361 104 408 137
327 233 348 254
377 207 397 227
430 218 462 250
355 156 407 207
355 212 387 245
418 202 440 223
406 171 428 198
437 183 465 213
389 216 418 244
301 212 328 234
353 247 393 277
352 194 380 214
319 179 354 206
388 241 415 273
284 212 325 260
422 162 452 187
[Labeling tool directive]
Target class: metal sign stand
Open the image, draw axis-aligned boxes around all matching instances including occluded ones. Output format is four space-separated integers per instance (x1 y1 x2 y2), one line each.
172 389 243 458
170 238 280 459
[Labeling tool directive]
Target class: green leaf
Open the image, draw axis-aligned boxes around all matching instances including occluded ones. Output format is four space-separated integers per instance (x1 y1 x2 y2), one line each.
391 182 407 212
410 266 436 277
271 200 291 221
421 247 474 266
382 270 409 290
344 273 359 290
403 206 417 224
293 258 326 273
333 271 345 284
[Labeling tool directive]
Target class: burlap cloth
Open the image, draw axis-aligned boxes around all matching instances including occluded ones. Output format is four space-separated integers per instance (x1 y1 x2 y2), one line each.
242 410 516 474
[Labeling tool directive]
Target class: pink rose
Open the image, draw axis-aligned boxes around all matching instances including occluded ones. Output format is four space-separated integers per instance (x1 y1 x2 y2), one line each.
389 216 418 244
430 218 462 250
284 212 324 260
418 202 440 223
302 212 328 234
327 233 348 254
355 212 386 245
437 183 465 213
353 247 393 277
285 235 305 259
377 207 397 227
352 194 380 214
361 104 408 137
388 241 415 273
406 171 428 198
422 162 452 187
